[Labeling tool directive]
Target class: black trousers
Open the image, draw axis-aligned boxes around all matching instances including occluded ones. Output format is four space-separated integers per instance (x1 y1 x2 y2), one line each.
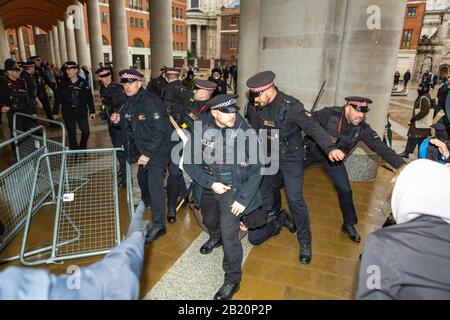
62 109 90 150
304 149 357 226
167 159 188 209
107 123 126 175
137 159 167 230
201 189 242 284
404 137 427 155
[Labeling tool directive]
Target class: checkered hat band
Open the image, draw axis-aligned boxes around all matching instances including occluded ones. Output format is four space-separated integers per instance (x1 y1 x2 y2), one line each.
196 84 215 91
99 71 111 76
121 73 141 80
348 101 367 107
166 70 180 75
250 81 274 93
211 99 237 109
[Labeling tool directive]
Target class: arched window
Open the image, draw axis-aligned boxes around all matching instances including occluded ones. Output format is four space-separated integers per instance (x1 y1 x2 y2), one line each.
102 36 109 45
132 38 144 47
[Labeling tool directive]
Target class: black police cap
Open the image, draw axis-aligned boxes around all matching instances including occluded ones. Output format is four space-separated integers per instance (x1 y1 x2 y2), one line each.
207 94 240 113
195 79 217 91
345 96 373 113
64 61 79 69
4 59 20 71
246 71 276 93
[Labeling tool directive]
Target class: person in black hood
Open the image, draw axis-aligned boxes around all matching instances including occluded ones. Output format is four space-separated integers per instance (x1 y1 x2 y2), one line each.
208 68 227 97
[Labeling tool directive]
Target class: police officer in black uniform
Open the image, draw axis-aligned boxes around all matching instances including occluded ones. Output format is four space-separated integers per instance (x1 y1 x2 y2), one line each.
183 94 263 300
146 66 168 99
111 69 170 244
29 56 53 121
245 71 345 264
53 61 96 150
162 67 192 223
19 60 43 112
96 66 127 182
0 59 36 137
179 79 217 132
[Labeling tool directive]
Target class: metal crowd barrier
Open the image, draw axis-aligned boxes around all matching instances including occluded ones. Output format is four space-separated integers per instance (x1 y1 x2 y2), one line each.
0 114 133 265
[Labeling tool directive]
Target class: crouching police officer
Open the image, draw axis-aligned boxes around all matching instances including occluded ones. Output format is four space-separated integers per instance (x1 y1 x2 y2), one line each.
183 94 263 300
53 61 95 150
111 69 170 244
304 97 405 241
245 71 345 264
96 66 127 183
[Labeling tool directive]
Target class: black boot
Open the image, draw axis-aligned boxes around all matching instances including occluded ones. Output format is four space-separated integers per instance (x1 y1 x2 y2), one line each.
0 220 5 236
399 151 409 158
145 227 166 243
341 223 361 243
167 207 176 224
213 282 240 300
275 209 297 233
299 242 312 264
200 237 222 254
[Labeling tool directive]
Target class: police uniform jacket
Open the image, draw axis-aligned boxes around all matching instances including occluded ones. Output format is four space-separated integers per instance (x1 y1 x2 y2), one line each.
53 77 95 116
99 82 127 123
309 106 405 169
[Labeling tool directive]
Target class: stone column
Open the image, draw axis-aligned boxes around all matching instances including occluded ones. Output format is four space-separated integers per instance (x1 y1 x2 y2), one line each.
48 30 56 65
65 13 78 62
236 0 261 111
196 25 202 58
52 25 62 67
87 0 104 87
74 1 91 69
0 18 11 62
109 0 129 78
16 27 27 61
149 0 174 76
58 20 68 64
187 24 192 53
335 0 407 181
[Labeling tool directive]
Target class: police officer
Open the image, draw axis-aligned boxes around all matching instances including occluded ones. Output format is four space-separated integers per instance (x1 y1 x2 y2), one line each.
183 94 263 300
0 59 36 137
162 67 192 223
111 69 170 244
245 71 345 264
96 66 127 183
29 56 53 121
146 66 168 99
19 60 43 111
180 79 217 132
53 61 95 150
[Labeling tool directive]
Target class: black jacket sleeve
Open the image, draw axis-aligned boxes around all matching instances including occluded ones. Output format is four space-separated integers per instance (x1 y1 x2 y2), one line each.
83 83 95 114
411 96 431 122
359 125 405 169
53 83 63 115
290 101 336 155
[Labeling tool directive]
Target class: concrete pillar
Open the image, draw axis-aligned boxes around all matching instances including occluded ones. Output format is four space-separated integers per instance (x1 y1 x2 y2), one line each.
48 31 56 65
0 18 10 63
52 25 62 67
16 27 27 61
187 24 192 53
335 0 407 181
87 0 104 75
65 13 78 62
57 20 68 64
149 0 174 76
196 25 202 59
74 1 91 69
110 0 129 78
237 0 261 111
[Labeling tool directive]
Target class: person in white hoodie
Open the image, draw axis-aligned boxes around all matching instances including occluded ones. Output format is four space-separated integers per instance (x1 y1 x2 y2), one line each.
356 159 450 299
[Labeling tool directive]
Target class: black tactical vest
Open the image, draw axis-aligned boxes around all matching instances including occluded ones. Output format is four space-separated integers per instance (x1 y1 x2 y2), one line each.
326 107 363 153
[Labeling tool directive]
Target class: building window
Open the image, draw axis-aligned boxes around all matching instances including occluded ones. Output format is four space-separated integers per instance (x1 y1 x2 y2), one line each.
191 0 199 9
130 17 135 27
180 9 183 19
147 20 150 29
230 34 237 49
8 34 14 45
401 29 413 49
101 12 108 23
407 7 417 17
231 16 238 26
102 35 109 45
132 38 144 47
176 8 179 18
180 26 183 34
139 0 143 10
140 18 144 28
176 25 179 33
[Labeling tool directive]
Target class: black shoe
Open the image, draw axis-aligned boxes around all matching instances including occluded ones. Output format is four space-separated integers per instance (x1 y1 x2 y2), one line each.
167 207 176 224
341 224 361 243
276 209 297 233
267 209 278 218
0 221 5 236
399 151 409 159
145 227 166 243
213 283 240 300
299 243 312 264
200 237 222 255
